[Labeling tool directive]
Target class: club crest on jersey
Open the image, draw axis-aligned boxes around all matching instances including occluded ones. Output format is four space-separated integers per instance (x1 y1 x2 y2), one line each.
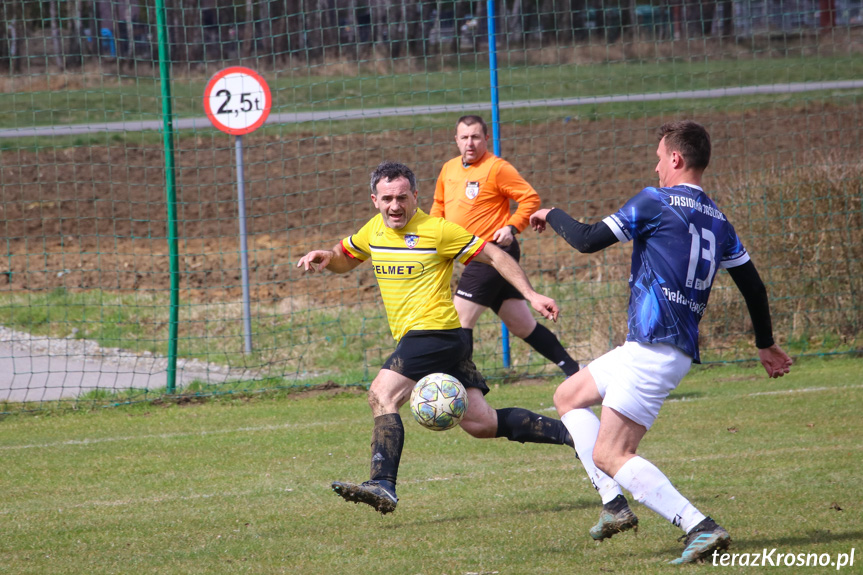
404 234 420 248
465 181 480 200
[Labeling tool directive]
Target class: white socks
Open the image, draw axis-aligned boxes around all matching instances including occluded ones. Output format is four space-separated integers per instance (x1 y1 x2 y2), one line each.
613 455 706 533
560 408 623 505
561 407 707 534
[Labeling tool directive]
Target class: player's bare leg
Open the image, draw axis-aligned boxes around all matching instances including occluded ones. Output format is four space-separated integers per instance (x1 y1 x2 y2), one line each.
459 384 573 448
494 298 536 338
556 369 638 540
332 369 412 514
591 406 645 477
593 405 726 559
454 296 488 330
458 387 498 438
453 298 574 447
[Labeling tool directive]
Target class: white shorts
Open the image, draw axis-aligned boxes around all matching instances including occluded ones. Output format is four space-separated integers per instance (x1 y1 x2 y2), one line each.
587 341 692 430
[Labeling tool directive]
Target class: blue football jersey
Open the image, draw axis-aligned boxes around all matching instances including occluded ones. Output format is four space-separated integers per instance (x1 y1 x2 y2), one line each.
603 184 750 362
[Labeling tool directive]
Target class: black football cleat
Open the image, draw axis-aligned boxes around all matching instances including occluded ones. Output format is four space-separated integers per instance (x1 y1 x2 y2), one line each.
332 480 398 515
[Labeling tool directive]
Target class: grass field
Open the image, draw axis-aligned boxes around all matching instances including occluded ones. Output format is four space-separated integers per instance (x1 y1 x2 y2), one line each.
1 355 859 574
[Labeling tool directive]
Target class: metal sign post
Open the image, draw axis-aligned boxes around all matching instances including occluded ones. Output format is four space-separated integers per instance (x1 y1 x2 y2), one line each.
486 0 511 368
203 67 272 353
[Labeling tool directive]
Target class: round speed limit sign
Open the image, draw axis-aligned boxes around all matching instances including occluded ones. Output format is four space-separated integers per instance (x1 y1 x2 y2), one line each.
204 67 272 135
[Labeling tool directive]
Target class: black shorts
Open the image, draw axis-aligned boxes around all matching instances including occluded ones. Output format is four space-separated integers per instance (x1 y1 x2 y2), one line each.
454 240 523 313
382 329 489 395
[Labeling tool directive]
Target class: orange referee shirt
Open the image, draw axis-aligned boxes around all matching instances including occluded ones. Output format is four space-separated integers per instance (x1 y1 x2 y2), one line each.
430 151 541 242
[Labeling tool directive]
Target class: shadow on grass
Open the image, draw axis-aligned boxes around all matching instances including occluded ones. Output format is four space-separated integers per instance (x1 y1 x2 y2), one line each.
732 529 863 551
386 498 601 528
666 391 705 401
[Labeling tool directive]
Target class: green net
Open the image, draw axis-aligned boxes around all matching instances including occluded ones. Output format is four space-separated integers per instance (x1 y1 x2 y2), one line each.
0 0 860 411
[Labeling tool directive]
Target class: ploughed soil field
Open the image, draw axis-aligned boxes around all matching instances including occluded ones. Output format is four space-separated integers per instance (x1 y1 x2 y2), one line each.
0 103 859 306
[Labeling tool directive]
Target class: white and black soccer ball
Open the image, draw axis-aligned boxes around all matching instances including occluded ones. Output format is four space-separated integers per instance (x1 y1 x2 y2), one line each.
409 373 468 431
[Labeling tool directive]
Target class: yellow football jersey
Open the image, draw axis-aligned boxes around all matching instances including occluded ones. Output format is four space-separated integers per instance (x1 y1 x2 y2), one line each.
341 209 486 341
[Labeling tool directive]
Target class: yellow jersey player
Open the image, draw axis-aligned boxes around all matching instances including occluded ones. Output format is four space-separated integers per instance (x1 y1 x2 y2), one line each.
298 161 567 514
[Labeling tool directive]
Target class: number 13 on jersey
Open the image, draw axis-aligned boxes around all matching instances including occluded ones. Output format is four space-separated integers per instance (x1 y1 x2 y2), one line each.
685 223 717 290
204 67 272 136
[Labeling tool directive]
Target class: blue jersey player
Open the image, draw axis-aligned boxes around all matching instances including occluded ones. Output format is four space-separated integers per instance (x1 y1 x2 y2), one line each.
530 121 792 564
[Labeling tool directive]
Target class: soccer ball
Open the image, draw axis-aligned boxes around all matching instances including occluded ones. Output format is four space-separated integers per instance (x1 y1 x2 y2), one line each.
409 373 469 431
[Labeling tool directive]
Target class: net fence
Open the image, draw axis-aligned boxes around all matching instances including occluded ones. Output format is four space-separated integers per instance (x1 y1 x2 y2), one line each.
0 0 860 410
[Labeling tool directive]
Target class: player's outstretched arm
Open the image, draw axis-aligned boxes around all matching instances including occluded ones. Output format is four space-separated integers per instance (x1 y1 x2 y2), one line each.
472 243 559 322
297 243 362 274
726 261 792 378
531 208 618 253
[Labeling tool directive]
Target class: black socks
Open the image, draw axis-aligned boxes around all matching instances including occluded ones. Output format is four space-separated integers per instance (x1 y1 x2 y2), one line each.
495 407 573 446
523 323 580 376
370 413 404 485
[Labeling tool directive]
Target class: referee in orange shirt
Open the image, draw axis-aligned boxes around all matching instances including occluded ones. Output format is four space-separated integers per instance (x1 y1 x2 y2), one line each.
431 115 580 377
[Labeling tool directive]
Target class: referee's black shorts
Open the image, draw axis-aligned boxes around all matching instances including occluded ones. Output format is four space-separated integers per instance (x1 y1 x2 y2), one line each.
382 329 489 395
454 240 523 313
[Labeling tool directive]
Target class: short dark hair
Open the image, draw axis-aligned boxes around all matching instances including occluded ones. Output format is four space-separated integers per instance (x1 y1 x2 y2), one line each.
658 121 711 171
369 161 418 194
457 115 488 136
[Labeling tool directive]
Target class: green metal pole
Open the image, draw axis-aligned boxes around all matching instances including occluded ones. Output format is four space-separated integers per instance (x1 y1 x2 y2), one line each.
154 0 180 394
